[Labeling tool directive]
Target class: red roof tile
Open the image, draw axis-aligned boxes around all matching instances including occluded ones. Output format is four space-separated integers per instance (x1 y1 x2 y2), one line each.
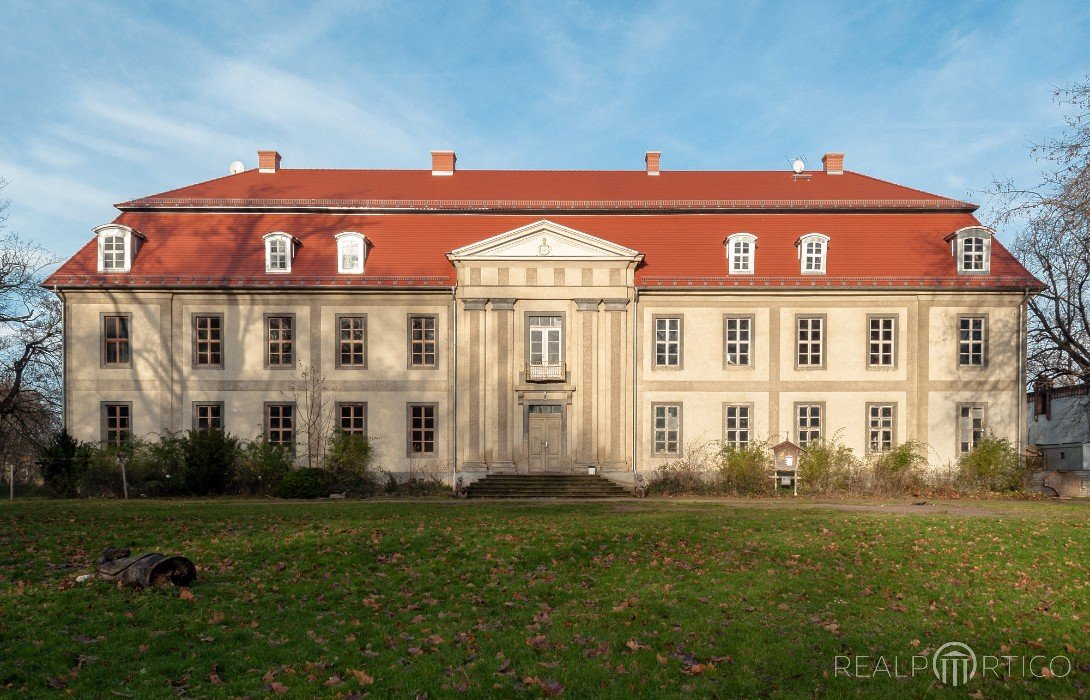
47 211 1041 291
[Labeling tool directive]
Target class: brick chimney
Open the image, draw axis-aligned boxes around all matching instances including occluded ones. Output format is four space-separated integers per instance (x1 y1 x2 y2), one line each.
431 150 456 176
821 152 844 175
645 151 661 176
258 150 282 173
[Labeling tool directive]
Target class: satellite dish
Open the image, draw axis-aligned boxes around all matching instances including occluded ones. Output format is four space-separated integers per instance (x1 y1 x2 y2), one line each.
792 157 806 174
229 160 245 175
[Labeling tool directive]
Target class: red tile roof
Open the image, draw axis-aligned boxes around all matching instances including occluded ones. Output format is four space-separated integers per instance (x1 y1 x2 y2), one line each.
116 168 975 213
48 211 1041 291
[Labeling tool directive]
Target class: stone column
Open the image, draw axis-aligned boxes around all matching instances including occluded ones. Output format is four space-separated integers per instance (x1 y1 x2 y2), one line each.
491 299 517 471
574 299 600 467
461 298 488 472
601 298 630 470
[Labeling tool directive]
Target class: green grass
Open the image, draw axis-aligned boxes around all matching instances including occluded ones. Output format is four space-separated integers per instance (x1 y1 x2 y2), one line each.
1 498 1088 697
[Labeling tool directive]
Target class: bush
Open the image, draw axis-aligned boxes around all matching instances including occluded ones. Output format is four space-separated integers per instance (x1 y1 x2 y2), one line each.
957 434 1025 492
798 434 861 494
181 429 240 495
870 441 927 495
717 441 772 495
234 437 293 495
38 430 87 497
274 467 336 499
80 445 125 497
645 442 719 496
325 430 381 496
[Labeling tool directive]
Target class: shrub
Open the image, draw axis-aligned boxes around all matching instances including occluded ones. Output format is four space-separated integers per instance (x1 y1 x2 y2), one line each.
798 433 861 494
957 434 1025 492
235 437 293 495
645 441 719 496
38 430 87 497
717 441 772 495
325 430 381 496
274 467 336 499
181 429 241 495
80 444 126 498
870 441 926 495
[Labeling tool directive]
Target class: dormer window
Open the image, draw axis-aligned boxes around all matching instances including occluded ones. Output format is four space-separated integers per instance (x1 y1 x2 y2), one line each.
797 233 829 274
950 226 992 274
95 224 142 273
726 233 756 275
263 232 295 273
335 232 368 274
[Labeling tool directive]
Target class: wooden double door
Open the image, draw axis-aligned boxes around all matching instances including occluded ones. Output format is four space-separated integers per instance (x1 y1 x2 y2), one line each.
527 404 564 472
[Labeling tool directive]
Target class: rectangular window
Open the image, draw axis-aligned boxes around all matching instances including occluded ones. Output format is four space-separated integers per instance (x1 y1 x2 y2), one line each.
796 403 822 448
266 403 294 448
267 237 289 272
266 315 294 367
654 316 682 368
724 316 752 366
193 315 223 367
102 234 126 271
337 315 367 368
961 237 986 272
339 403 367 436
867 404 895 453
723 404 751 447
868 316 896 368
408 404 437 456
958 316 986 367
409 315 437 367
652 403 681 455
102 315 131 366
528 315 563 366
958 404 985 454
102 403 131 447
796 316 824 368
193 403 224 431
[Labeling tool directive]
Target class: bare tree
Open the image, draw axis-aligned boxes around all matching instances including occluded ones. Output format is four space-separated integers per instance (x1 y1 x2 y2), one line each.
990 79 1090 384
285 363 334 468
0 177 62 493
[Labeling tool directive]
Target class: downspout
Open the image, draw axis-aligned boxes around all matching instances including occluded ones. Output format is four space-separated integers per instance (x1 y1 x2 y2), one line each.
631 285 639 484
1018 287 1031 458
451 285 458 488
53 287 66 432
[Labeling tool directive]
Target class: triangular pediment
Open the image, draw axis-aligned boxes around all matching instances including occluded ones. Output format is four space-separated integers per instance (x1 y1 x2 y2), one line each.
448 220 641 262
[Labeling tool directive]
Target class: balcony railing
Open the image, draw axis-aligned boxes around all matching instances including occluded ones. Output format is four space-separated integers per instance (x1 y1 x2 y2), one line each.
526 362 566 382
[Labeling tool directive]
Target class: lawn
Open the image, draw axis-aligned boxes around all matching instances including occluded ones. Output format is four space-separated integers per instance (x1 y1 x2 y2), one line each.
1 498 1088 698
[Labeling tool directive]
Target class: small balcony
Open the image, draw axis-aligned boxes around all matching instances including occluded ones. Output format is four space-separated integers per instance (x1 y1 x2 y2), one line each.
526 362 566 382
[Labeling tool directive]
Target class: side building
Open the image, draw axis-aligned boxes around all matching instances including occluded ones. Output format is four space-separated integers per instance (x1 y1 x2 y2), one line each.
47 150 1041 486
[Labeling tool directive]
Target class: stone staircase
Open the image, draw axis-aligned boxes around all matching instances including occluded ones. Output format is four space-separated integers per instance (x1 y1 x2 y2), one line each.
465 473 632 499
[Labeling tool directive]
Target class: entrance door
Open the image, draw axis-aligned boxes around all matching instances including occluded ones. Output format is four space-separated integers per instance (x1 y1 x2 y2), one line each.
528 404 563 472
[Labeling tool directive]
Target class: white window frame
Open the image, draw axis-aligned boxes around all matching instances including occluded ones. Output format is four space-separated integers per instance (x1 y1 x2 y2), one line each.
795 403 823 448
95 224 140 273
652 403 682 455
724 315 752 367
796 315 824 368
653 316 682 368
335 231 368 274
263 232 294 273
951 226 992 274
725 233 756 275
797 233 829 274
723 404 751 448
867 403 895 453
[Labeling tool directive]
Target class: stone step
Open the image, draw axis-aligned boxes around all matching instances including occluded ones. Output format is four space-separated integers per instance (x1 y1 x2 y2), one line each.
466 473 632 499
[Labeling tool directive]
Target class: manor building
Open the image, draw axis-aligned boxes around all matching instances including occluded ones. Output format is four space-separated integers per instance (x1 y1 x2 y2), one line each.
48 150 1040 486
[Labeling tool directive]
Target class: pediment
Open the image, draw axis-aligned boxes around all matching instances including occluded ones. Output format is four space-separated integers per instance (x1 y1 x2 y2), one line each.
448 220 641 262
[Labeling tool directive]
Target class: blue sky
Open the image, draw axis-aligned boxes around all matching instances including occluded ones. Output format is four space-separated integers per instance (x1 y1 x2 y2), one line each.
1 1 1087 256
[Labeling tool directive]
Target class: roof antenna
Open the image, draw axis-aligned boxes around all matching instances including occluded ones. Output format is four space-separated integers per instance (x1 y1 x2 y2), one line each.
790 155 811 181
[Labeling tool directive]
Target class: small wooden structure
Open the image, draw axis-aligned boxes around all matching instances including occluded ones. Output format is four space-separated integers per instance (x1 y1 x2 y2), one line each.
771 440 802 495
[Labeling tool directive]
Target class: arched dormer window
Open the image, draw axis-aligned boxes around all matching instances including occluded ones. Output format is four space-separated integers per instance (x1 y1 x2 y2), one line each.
796 233 829 274
335 232 368 274
95 224 143 273
263 232 296 273
948 226 992 274
725 233 756 275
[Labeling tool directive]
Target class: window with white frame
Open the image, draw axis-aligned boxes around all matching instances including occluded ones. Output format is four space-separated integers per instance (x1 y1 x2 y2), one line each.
867 404 895 452
952 227 991 274
652 404 681 455
95 225 139 273
264 233 293 273
723 404 750 447
957 404 985 454
528 315 563 367
796 404 822 448
868 316 896 367
724 316 751 366
958 316 987 367
797 234 828 274
796 316 824 367
336 232 367 274
726 233 756 274
654 316 682 367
